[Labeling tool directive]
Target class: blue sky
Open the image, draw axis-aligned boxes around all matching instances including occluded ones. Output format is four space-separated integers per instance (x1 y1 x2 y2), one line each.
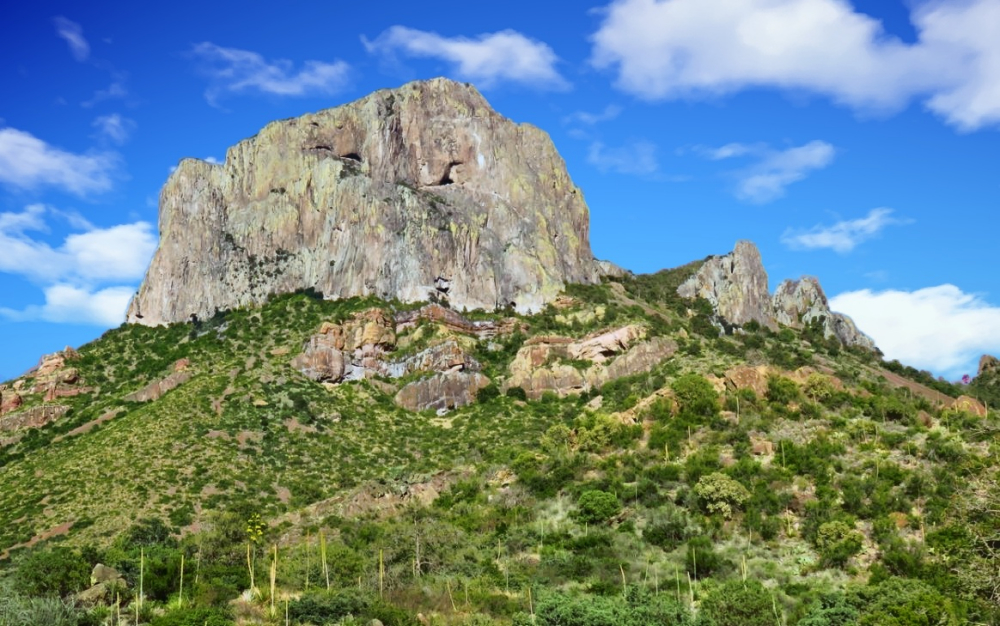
2 0 999 382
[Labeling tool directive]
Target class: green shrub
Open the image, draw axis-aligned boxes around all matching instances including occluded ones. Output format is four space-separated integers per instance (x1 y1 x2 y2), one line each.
694 472 750 518
576 490 621 525
815 520 863 568
149 606 233 626
684 536 729 579
700 579 777 626
671 374 719 420
12 546 91 597
505 386 528 401
766 375 800 405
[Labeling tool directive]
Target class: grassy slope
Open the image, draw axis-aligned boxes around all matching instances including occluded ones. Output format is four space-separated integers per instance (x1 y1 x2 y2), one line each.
1 269 999 623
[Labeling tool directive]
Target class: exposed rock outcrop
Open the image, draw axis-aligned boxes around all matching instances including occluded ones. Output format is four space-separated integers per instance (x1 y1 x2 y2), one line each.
504 326 677 399
394 303 521 339
979 354 999 378
125 359 192 402
677 241 876 349
950 395 987 417
677 241 773 328
0 405 69 433
127 78 598 326
772 277 876 349
395 371 490 412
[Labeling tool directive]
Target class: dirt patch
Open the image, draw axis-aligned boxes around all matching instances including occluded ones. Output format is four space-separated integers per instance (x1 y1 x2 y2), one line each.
284 417 317 434
1 521 74 559
237 431 262 447
206 430 230 440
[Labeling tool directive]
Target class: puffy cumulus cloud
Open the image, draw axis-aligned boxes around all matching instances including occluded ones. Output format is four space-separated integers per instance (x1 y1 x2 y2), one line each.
587 140 659 176
92 114 135 145
0 206 156 327
782 208 907 252
0 206 154 283
830 285 1000 378
190 43 351 104
1 284 135 326
364 27 570 90
591 0 1000 131
0 128 117 195
53 16 89 62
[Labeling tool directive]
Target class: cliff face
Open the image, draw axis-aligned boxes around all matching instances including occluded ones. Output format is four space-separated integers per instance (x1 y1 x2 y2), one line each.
678 241 877 349
127 78 598 326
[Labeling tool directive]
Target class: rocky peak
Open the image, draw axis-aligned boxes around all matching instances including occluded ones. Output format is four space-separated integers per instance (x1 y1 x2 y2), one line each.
127 78 598 326
678 241 876 349
677 240 773 328
979 354 999 378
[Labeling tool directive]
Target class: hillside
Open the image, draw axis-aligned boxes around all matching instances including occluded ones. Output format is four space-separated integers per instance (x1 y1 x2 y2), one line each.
1 266 998 625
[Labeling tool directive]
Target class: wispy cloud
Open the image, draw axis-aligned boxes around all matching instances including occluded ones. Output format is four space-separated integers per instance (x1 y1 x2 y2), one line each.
363 26 570 90
591 0 1000 131
0 205 156 327
831 285 1000 378
0 127 117 195
82 81 128 108
736 141 835 203
588 140 658 176
564 104 623 126
190 43 351 104
92 114 135 145
782 208 906 253
53 16 89 62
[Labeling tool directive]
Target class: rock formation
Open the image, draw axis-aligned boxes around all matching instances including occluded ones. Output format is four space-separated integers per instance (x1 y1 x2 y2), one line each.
979 354 999 378
677 241 876 349
128 78 599 326
504 326 677 399
677 241 773 328
395 372 490 413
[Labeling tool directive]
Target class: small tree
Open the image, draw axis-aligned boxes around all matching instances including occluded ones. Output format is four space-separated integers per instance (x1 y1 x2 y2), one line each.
671 374 719 420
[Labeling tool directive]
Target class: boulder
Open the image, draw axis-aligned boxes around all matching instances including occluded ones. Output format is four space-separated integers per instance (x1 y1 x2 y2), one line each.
724 365 770 398
950 395 987 417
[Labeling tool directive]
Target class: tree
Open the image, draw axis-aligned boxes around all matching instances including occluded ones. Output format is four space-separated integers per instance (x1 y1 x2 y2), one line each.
671 374 719 420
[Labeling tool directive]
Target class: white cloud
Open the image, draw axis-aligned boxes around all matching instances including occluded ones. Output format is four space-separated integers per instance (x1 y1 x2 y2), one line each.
53 16 89 62
1 284 135 326
782 208 905 252
565 104 623 125
0 128 117 195
831 285 1000 378
0 206 155 327
590 0 1000 131
364 26 569 90
0 206 155 283
190 43 351 104
588 140 659 175
705 140 834 203
92 114 135 145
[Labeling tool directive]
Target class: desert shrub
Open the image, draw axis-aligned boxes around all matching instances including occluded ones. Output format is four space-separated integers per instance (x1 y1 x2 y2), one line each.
684 536 729 579
287 590 369 624
815 520 863 568
699 579 776 626
766 375 800 405
12 546 91 597
576 490 621 525
514 588 690 626
850 577 963 625
505 386 528 401
671 374 719 420
694 472 749 518
149 606 233 626
644 507 689 551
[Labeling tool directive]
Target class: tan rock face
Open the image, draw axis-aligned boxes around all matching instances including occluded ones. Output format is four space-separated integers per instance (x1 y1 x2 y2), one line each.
127 78 598 326
677 240 876 350
394 303 521 338
395 371 490 412
677 240 773 328
979 354 999 378
505 327 676 399
724 365 770 398
0 405 69 433
0 387 23 416
772 277 875 350
125 369 192 403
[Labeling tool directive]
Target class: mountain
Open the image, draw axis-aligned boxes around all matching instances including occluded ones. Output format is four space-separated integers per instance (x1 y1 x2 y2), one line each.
127 78 599 327
1 80 999 626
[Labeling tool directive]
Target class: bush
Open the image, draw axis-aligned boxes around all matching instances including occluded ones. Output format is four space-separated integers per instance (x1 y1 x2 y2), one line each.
684 536 729 579
700 579 777 626
12 546 91 597
150 606 233 626
515 589 691 626
505 386 528 401
671 374 719 420
694 472 750 518
287 590 369 624
576 490 621 525
815 520 863 568
766 375 800 405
